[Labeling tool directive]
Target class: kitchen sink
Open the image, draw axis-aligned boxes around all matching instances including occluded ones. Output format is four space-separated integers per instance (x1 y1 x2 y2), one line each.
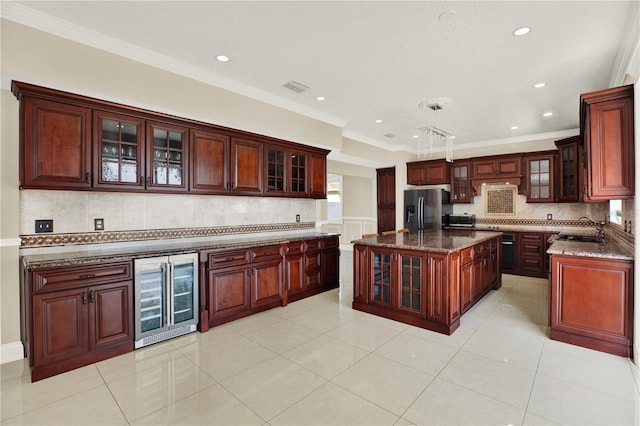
556 234 602 243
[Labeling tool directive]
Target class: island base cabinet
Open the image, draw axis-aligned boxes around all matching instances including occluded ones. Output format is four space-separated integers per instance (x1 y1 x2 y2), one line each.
550 254 633 357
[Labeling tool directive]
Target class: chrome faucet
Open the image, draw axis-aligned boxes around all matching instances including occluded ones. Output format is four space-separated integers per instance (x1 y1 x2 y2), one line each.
578 216 606 243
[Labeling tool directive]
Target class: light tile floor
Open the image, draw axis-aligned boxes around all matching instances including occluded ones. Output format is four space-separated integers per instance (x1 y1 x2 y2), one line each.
2 254 639 425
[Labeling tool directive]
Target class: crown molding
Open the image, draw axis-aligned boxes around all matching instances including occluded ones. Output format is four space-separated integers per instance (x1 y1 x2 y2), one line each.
0 2 347 129
610 0 640 87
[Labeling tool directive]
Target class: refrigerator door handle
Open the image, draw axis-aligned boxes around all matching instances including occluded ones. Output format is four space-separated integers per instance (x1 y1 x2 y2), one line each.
418 195 423 229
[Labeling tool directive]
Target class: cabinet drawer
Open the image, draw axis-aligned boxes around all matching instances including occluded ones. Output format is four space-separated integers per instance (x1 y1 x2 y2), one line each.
281 241 304 256
206 249 250 268
251 244 283 262
303 239 322 251
31 262 132 293
320 237 339 249
460 247 474 264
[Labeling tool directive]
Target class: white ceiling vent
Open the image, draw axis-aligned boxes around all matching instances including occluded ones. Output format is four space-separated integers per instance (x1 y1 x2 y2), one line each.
384 133 396 139
419 97 453 111
283 81 310 93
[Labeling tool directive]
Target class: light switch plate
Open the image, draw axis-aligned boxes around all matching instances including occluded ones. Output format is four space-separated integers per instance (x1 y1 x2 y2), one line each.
94 218 105 231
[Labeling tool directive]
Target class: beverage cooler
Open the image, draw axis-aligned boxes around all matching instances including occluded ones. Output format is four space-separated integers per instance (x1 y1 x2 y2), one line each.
134 253 198 348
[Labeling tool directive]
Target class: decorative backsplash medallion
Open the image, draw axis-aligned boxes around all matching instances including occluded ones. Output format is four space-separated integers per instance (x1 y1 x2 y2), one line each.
485 185 516 216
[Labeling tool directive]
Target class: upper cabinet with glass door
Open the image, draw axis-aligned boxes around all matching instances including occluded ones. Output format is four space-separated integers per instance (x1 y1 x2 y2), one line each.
525 153 555 202
265 145 309 197
93 111 145 190
146 121 189 192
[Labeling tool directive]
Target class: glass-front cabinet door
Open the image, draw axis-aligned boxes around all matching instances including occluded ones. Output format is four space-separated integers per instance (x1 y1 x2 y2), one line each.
370 249 393 307
265 146 308 196
147 121 188 192
526 154 554 202
451 161 473 203
93 112 144 190
266 147 286 193
555 136 580 202
398 252 426 316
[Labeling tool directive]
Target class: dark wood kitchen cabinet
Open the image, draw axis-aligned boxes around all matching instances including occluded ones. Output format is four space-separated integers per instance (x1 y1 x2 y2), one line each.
25 261 134 381
146 121 189 192
265 145 309 197
189 129 230 194
580 84 635 201
550 254 633 357
451 161 474 203
472 154 522 179
202 236 339 328
377 167 396 234
518 232 546 278
407 159 451 185
525 152 555 203
18 96 92 190
93 111 146 191
13 80 329 199
555 136 581 202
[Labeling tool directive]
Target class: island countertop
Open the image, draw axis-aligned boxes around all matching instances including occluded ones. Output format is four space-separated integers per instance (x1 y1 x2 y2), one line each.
352 229 503 252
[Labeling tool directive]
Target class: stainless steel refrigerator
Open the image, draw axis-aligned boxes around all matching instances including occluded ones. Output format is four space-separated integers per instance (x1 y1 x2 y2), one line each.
134 253 198 348
404 189 453 231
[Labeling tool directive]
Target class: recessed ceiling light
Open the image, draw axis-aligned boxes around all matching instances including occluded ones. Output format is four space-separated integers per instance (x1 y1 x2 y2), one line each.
511 126 519 130
412 135 419 139
543 112 553 117
533 82 546 88
216 55 230 62
450 135 456 139
375 119 383 123
512 26 531 36
316 96 326 101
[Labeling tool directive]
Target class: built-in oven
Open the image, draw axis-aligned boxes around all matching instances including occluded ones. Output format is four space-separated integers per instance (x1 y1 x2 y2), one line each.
501 233 516 270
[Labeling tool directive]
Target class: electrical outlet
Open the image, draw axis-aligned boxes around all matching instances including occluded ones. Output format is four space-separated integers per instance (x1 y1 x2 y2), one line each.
296 214 301 222
94 218 105 231
546 214 553 220
35 219 53 233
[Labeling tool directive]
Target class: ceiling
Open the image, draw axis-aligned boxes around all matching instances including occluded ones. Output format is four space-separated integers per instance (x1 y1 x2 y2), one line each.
5 1 635 156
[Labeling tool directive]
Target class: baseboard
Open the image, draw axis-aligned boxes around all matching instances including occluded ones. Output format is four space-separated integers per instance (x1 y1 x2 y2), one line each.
1 341 25 364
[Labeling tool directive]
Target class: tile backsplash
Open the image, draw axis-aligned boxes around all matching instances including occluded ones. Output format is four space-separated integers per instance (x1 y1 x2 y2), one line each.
20 190 316 236
452 185 608 221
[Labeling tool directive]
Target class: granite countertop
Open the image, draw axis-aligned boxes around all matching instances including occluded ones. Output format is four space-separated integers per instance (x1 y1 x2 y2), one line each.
22 232 339 270
352 229 502 253
547 234 633 261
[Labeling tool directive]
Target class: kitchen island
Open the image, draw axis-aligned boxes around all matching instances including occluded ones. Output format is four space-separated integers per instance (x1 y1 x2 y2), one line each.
352 230 502 335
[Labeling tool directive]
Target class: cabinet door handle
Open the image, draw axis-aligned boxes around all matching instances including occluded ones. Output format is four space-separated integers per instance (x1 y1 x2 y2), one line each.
85 172 90 183
79 273 96 278
140 175 144 186
147 177 151 186
89 290 94 303
82 292 87 304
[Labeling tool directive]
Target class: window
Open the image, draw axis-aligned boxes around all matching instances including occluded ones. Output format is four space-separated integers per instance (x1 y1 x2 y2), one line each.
327 174 342 221
609 200 622 225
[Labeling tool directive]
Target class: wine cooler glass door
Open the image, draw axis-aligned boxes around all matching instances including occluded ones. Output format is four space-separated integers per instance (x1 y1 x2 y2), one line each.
169 254 198 326
135 257 167 340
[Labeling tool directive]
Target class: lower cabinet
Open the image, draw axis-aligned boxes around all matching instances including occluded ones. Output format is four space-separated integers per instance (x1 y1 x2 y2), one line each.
519 233 546 278
26 261 134 381
202 236 339 327
460 240 501 314
550 254 633 357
